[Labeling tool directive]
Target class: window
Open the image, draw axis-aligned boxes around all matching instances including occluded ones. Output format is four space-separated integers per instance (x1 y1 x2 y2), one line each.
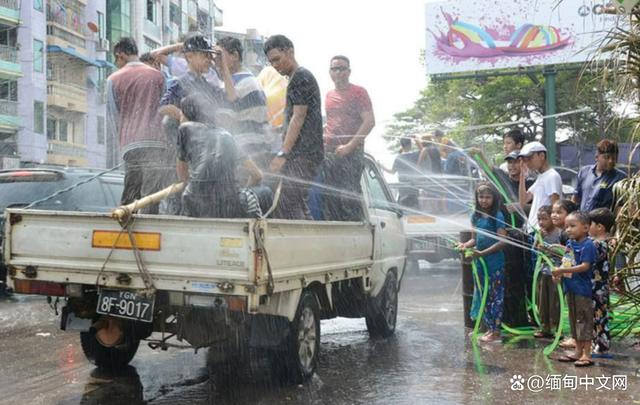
364 165 392 210
34 0 43 12
97 11 106 40
97 116 105 145
59 120 68 142
0 81 18 102
170 3 181 28
146 0 157 22
46 117 56 140
34 101 44 134
33 39 44 72
0 28 17 47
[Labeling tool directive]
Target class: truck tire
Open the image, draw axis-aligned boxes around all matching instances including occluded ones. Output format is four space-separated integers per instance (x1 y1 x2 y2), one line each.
80 326 140 370
272 290 321 384
366 271 398 338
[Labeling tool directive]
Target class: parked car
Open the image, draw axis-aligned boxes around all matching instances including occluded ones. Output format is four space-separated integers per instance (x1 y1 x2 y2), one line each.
0 167 124 294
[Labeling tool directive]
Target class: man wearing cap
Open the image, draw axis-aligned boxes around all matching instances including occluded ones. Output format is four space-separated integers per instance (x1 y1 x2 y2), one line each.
159 35 224 120
518 141 563 231
107 37 169 214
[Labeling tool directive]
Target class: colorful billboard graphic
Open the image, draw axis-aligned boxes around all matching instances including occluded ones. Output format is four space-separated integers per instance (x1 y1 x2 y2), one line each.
425 0 620 75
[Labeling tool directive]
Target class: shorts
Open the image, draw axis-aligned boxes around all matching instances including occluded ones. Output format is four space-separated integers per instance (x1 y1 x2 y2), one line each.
567 292 594 341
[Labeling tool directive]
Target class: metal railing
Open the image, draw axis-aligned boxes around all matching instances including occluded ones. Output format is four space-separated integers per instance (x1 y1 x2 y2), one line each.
46 23 86 49
0 0 19 11
0 45 18 63
0 100 18 116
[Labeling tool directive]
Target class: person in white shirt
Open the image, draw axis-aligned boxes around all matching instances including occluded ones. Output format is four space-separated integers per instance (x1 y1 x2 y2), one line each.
517 142 563 232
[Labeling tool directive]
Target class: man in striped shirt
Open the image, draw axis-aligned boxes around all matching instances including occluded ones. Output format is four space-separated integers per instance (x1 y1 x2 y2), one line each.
214 36 270 180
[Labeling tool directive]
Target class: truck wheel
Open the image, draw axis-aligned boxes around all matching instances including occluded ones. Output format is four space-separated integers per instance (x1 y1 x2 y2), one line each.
80 326 140 370
366 271 398 338
273 290 321 384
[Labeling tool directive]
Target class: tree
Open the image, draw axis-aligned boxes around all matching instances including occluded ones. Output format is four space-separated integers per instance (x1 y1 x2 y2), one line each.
385 65 631 162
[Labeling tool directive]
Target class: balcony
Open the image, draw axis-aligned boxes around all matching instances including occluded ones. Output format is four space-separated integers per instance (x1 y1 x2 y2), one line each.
46 0 87 51
47 81 87 113
47 140 88 166
47 23 87 52
0 99 19 130
0 0 20 25
0 45 21 79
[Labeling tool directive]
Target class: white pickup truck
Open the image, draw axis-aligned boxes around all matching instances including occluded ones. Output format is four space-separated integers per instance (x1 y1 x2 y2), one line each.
390 173 477 270
3 156 406 383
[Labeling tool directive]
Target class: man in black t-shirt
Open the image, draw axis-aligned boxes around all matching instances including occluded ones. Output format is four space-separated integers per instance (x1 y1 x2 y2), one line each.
264 35 324 219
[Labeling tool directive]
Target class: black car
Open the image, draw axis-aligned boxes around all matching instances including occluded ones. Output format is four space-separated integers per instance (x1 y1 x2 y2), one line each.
0 167 124 294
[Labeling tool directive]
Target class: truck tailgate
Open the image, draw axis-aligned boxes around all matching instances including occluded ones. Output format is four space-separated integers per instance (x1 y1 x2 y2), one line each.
5 210 254 290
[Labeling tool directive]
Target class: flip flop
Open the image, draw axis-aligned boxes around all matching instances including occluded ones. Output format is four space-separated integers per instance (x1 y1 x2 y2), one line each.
555 355 579 362
574 359 594 367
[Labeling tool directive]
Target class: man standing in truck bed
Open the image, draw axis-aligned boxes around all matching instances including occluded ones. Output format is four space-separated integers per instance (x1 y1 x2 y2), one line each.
322 55 375 221
107 37 169 214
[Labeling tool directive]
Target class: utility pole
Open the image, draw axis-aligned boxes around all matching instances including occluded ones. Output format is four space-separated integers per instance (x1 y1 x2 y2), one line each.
543 66 557 165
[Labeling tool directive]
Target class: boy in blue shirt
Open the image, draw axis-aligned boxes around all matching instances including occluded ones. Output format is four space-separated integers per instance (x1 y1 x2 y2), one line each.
552 211 597 367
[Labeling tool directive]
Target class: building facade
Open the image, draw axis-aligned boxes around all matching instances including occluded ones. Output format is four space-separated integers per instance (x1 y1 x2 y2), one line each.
2 0 222 170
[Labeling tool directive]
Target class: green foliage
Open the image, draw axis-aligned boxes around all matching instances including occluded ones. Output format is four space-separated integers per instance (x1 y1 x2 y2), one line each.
385 65 632 160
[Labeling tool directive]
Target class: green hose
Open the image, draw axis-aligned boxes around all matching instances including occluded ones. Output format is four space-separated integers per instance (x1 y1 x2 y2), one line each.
468 250 489 341
539 253 567 356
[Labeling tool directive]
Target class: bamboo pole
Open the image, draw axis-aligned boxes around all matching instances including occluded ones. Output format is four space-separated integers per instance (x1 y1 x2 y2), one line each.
112 182 185 222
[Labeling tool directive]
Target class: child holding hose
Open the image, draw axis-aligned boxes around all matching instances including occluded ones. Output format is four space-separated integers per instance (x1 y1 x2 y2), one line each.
458 183 507 343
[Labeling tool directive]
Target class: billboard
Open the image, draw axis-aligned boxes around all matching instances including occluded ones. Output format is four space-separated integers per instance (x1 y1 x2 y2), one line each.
425 0 620 75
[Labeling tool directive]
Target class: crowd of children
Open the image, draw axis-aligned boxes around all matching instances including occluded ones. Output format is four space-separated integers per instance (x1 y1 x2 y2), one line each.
460 181 615 367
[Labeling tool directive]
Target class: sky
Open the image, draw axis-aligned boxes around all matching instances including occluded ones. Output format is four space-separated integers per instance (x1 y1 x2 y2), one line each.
216 0 433 161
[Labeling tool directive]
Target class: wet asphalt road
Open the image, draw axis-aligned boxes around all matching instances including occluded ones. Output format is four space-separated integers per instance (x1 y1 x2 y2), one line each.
1 261 640 405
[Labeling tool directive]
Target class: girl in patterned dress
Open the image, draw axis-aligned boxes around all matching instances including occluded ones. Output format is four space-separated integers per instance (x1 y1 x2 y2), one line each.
458 183 507 343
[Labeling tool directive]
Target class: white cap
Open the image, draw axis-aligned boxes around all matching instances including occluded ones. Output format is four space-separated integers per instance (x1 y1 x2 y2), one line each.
518 141 547 157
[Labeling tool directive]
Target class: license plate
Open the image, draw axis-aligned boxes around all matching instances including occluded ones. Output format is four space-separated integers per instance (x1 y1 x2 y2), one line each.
96 289 155 322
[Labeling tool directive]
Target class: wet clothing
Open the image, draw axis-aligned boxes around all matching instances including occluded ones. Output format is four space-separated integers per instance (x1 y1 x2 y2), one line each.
176 122 243 218
284 67 324 165
322 83 372 222
216 71 269 159
562 238 596 298
107 61 169 211
324 84 372 149
107 61 167 157
470 211 506 333
160 72 225 123
273 157 319 220
272 67 323 220
567 292 594 341
121 148 174 214
320 151 365 221
575 165 626 212
592 239 611 353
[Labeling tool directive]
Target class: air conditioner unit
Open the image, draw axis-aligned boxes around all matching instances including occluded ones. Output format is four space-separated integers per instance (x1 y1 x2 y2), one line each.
96 38 110 52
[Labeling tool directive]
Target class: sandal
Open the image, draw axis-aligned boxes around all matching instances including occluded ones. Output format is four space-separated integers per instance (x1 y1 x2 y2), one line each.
556 355 579 362
574 359 594 367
